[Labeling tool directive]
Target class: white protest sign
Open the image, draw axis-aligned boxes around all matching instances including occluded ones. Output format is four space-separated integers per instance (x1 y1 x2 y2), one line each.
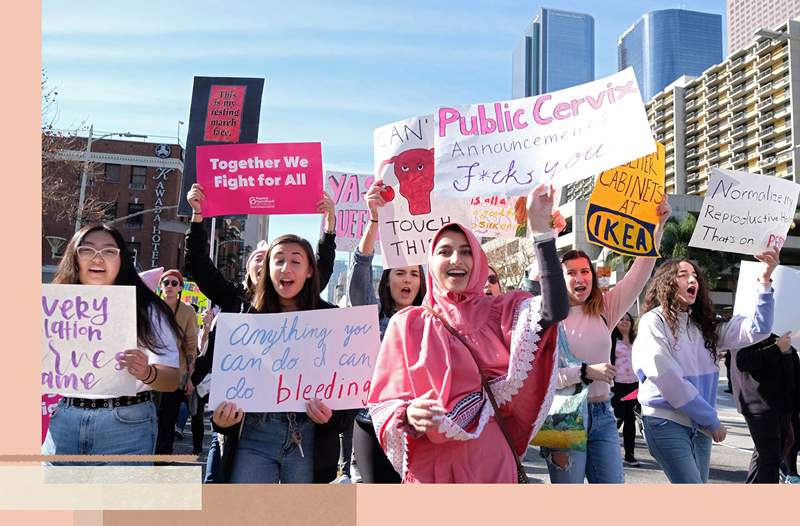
42 285 138 397
374 115 470 268
470 195 528 239
434 68 654 197
689 168 800 255
323 171 380 254
733 261 800 349
209 306 381 412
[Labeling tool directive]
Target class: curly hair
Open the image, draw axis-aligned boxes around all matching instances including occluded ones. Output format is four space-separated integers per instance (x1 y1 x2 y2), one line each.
642 259 719 360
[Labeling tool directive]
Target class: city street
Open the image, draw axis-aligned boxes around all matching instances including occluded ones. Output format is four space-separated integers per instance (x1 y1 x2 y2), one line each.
174 365 757 484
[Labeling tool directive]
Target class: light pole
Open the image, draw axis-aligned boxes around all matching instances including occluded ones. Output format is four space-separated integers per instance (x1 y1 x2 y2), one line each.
75 125 148 233
177 120 185 146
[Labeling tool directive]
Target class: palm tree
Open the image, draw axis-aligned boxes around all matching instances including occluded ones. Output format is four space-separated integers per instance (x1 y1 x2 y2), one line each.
604 214 740 290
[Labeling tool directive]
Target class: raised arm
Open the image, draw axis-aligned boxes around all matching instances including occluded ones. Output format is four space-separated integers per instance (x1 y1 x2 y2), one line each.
317 191 337 290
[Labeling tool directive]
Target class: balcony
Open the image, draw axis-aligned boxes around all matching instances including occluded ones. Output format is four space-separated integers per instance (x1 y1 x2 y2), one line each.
732 153 748 163
732 139 748 152
686 147 699 158
730 111 746 126
731 125 748 138
762 155 778 167
730 97 747 111
761 126 777 141
772 77 789 91
758 67 773 79
686 160 699 170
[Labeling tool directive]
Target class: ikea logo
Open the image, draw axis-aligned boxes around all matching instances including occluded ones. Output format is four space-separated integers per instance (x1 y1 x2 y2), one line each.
586 203 658 257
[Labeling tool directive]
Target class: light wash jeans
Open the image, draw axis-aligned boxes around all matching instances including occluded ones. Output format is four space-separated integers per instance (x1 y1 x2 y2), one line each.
543 400 625 483
643 415 712 483
229 412 315 484
41 398 157 463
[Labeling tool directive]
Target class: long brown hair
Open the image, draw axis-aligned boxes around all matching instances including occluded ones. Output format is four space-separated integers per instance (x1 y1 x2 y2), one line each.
561 250 604 317
642 259 719 360
377 266 426 319
53 224 184 353
252 234 320 313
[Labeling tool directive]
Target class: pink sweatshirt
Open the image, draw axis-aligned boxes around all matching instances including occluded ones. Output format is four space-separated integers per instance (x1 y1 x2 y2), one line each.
558 257 655 400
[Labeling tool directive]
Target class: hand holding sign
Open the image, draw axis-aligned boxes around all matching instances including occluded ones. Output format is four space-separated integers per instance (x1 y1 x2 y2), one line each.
654 196 672 245
526 183 557 234
213 401 244 428
306 398 333 424
187 183 206 216
117 349 151 381
364 181 388 218
753 246 780 282
317 191 336 233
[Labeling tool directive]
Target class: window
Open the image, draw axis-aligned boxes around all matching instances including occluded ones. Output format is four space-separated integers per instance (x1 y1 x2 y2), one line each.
126 202 145 229
130 166 147 189
104 164 121 182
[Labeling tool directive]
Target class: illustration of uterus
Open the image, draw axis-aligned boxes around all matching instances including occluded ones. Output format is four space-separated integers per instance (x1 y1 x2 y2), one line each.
378 148 435 215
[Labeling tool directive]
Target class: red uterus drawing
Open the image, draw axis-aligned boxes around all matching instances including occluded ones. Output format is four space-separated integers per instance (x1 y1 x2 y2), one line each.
378 148 435 215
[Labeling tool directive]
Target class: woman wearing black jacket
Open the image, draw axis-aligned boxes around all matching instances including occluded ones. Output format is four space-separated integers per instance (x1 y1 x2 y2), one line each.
185 183 342 483
732 332 800 483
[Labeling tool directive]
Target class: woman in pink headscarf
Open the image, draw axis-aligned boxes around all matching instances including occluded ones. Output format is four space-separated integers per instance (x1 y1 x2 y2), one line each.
368 185 569 483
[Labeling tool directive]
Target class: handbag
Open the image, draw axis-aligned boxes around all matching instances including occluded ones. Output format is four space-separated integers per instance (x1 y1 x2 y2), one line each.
530 322 589 451
423 306 530 483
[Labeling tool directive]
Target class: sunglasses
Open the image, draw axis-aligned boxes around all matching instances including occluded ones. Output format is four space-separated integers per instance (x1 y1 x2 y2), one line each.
161 279 181 287
76 246 121 261
487 275 498 284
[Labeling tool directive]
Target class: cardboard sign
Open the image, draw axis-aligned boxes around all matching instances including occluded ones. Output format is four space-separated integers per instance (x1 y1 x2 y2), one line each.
689 168 800 255
434 68 655 197
733 261 800 349
41 285 138 397
373 115 470 268
585 142 665 257
209 306 381 412
179 280 209 328
470 195 528 239
178 76 264 216
196 142 324 216
324 171 380 254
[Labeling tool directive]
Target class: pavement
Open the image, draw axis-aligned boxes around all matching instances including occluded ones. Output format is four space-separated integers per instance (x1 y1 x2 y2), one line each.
173 364 759 483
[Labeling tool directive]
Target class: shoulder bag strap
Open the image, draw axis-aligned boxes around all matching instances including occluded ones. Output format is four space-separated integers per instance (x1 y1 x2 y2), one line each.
422 305 528 481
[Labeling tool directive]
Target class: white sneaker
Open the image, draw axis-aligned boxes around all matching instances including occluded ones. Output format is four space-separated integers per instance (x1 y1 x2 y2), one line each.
333 474 352 484
350 464 363 483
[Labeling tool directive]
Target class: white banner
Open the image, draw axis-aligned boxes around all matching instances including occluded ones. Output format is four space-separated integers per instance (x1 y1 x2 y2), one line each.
433 68 655 197
689 168 800 255
42 285 138 397
734 261 800 349
209 306 381 412
374 115 470 268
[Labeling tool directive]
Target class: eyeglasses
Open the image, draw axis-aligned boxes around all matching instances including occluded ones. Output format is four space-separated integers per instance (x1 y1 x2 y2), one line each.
487 275 498 284
161 279 181 287
76 246 121 261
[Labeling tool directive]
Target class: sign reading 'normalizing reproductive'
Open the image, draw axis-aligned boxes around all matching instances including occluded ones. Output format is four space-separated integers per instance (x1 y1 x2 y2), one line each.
324 171 380 254
42 285 138 397
434 68 655 197
689 168 800 255
196 142 323 216
585 142 666 257
209 306 381 412
373 115 470 268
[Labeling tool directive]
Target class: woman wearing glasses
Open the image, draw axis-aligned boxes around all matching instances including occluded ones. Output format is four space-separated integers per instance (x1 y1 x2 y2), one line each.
44 225 183 459
484 265 502 296
154 270 200 456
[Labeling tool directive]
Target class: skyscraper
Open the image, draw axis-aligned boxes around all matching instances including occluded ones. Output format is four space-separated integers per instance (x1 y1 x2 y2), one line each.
618 9 723 101
727 0 800 54
512 8 594 98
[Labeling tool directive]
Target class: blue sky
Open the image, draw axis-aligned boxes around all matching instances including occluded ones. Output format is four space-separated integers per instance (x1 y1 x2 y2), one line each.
42 0 726 267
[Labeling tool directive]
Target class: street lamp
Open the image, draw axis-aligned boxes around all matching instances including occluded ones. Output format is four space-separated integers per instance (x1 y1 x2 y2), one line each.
75 125 148 233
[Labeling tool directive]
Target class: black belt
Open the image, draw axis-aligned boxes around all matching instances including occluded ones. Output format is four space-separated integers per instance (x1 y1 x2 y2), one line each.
63 391 152 409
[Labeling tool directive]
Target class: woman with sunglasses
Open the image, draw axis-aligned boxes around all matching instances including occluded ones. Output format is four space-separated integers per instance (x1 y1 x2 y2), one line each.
484 265 502 296
348 180 427 483
44 225 183 459
154 270 200 457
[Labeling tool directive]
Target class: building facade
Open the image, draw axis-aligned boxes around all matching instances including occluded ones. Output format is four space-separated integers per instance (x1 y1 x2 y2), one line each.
618 9 723 101
727 0 800 54
512 8 594 98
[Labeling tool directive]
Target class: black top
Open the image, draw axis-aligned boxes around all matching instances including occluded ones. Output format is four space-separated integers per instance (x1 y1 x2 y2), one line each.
732 334 800 415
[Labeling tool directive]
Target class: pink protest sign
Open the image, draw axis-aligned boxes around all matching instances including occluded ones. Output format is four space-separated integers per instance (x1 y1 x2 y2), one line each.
41 394 62 443
196 142 324 216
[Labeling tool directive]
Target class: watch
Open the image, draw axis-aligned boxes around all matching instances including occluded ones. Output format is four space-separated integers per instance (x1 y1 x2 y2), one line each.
580 362 593 385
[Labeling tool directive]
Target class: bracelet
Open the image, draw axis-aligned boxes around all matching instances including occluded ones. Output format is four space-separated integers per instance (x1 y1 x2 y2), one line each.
370 219 378 223
141 365 154 384
580 362 593 385
143 365 158 385
532 231 556 243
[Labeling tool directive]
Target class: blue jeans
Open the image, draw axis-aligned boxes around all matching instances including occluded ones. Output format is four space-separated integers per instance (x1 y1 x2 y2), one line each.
643 415 711 483
42 398 157 464
543 400 624 483
229 413 315 484
204 432 223 483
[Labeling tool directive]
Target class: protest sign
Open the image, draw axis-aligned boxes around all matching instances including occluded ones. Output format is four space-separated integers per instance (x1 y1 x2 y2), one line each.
434 68 654 197
178 76 264 216
41 393 62 444
324 171 380 253
41 285 138 397
374 115 470 268
209 306 381 412
180 280 209 328
196 142 323 216
470 195 528 239
585 142 665 257
689 168 800 255
733 261 800 349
